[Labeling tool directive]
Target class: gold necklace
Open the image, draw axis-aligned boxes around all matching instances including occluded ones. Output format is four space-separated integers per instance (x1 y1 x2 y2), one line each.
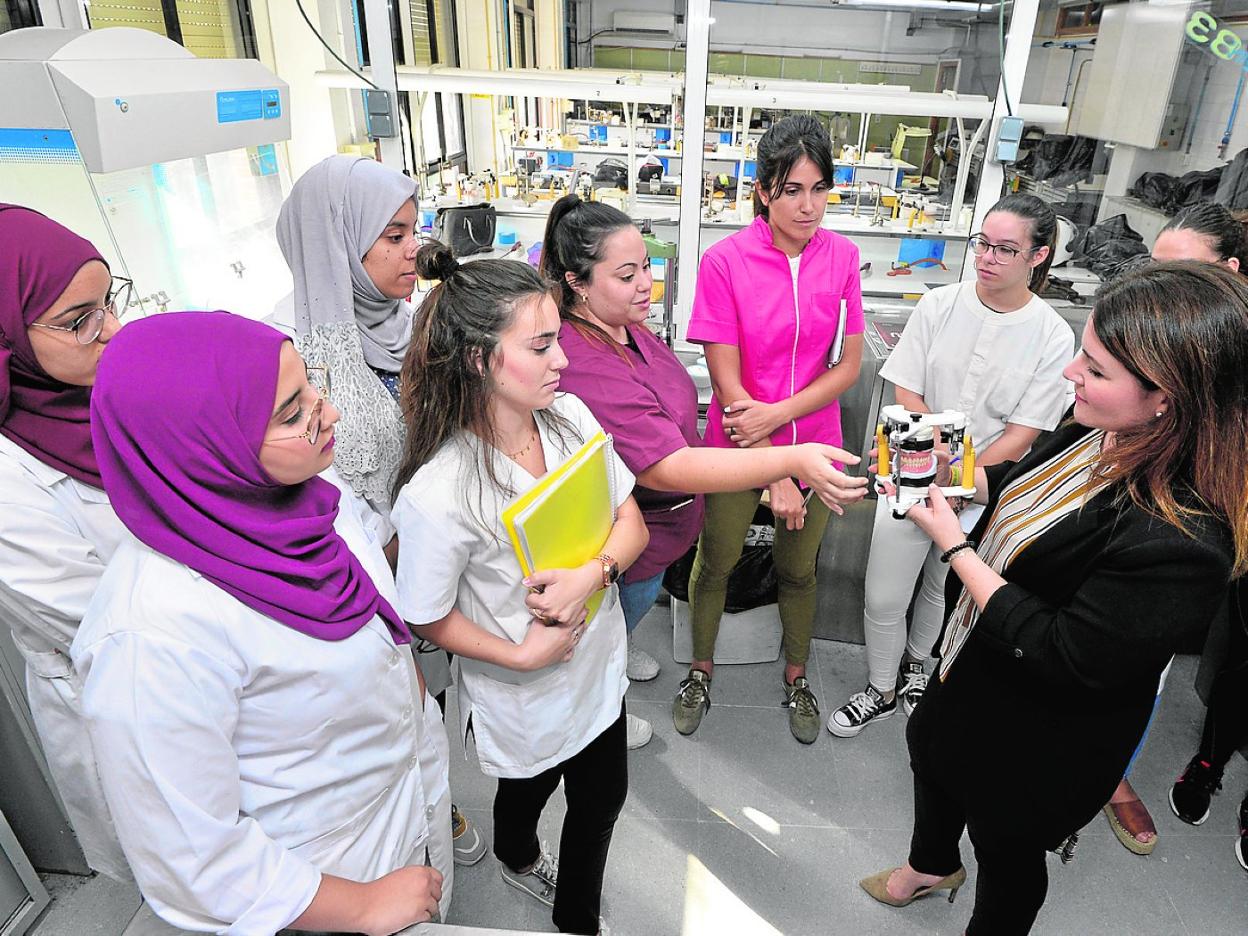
506 429 538 460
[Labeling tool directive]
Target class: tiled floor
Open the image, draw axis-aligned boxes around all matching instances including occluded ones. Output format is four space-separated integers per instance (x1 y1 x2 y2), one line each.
34 599 1248 935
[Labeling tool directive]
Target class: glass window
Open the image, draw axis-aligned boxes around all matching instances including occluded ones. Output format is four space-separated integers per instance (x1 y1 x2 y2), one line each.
2 1 40 35
690 0 1010 313
1018 0 1248 301
86 0 255 58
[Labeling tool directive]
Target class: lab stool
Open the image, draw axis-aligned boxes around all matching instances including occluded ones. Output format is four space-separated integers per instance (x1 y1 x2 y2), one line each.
671 598 782 664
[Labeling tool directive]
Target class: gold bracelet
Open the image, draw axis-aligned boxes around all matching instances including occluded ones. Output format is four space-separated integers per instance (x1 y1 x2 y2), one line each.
594 553 618 589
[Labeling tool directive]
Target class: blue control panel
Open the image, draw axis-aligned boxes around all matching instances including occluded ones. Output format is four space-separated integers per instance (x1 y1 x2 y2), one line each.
216 89 282 124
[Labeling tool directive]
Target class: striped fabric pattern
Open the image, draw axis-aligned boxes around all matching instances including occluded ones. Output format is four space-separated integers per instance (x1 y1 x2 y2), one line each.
938 430 1107 680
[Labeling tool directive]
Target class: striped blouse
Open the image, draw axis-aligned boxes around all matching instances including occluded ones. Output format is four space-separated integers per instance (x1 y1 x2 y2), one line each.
940 429 1106 679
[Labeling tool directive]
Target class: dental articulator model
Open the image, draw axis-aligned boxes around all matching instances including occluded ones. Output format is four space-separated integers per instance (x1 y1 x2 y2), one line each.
875 405 976 519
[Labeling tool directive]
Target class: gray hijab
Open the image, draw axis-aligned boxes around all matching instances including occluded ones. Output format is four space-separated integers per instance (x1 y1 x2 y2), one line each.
277 155 416 372
276 155 417 511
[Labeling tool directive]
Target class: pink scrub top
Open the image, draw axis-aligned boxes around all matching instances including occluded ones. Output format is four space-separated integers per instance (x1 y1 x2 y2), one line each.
557 320 704 585
687 216 864 453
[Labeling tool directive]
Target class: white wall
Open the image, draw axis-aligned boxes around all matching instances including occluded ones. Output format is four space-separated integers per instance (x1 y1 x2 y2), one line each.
1020 5 1093 106
585 0 966 65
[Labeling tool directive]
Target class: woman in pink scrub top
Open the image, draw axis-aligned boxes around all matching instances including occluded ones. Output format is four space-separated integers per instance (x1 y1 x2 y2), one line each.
543 194 867 750
678 115 866 745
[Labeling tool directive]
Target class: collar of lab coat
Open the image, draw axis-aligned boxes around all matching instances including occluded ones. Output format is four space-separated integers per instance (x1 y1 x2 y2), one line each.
0 432 111 503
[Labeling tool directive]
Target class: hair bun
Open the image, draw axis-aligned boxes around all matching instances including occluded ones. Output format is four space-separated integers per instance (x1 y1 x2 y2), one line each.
416 240 460 281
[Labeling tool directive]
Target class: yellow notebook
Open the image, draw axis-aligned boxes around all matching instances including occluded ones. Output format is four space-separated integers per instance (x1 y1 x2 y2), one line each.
501 431 618 623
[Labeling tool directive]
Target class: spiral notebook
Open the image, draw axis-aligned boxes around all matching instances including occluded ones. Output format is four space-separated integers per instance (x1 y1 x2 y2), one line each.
501 431 618 623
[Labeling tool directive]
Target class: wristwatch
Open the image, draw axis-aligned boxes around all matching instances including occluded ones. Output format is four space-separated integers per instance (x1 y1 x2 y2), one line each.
595 553 620 589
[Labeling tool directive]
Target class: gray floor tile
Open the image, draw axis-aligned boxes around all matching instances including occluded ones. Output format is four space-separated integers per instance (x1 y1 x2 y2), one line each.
1153 833 1248 934
598 815 697 936
1033 832 1189 936
697 704 840 829
620 699 702 821
33 872 140 936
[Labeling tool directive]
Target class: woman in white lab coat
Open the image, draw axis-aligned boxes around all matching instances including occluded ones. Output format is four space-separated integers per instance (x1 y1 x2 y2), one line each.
73 310 451 935
0 203 128 879
391 245 649 936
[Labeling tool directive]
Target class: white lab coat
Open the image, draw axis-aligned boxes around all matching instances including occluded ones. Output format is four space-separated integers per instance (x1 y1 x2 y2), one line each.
73 468 452 935
0 432 130 879
392 394 632 779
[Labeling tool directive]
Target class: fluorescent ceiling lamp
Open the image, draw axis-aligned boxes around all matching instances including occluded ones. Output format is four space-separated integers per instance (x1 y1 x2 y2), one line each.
838 0 997 11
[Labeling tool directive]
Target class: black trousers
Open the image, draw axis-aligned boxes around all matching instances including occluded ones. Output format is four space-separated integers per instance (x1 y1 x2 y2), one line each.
908 771 1049 936
493 706 628 935
1200 592 1248 773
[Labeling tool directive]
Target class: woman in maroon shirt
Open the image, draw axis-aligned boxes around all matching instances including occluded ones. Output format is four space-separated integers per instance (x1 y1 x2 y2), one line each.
541 195 867 748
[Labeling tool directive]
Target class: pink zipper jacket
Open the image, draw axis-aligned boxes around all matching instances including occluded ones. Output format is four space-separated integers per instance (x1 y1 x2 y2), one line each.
688 216 864 452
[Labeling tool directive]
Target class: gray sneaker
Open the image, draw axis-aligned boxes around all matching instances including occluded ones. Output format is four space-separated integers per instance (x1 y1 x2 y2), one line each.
673 668 711 735
500 844 558 907
784 676 820 744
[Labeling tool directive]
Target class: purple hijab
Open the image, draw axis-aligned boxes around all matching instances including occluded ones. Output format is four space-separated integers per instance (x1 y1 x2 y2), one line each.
0 204 108 486
90 311 410 645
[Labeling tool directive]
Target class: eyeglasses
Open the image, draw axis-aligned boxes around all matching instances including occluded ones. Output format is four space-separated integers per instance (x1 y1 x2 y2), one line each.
968 235 1038 263
267 366 332 446
30 278 134 345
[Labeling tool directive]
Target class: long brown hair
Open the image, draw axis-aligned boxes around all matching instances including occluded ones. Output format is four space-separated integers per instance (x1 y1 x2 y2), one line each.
1091 261 1248 576
392 241 580 527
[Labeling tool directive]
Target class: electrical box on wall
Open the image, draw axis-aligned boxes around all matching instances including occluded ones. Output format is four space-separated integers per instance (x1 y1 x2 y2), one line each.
365 89 396 139
994 116 1025 163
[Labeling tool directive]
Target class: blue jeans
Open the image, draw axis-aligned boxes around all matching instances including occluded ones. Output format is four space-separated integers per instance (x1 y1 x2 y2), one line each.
618 571 665 634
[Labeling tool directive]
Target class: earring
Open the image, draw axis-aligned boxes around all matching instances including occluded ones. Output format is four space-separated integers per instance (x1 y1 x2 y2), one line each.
1155 411 1164 418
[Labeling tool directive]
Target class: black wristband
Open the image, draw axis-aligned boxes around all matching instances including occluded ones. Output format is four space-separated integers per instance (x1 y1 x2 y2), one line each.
940 540 977 563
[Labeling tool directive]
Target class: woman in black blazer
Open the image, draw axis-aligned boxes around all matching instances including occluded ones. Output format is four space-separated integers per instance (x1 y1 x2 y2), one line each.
860 262 1248 935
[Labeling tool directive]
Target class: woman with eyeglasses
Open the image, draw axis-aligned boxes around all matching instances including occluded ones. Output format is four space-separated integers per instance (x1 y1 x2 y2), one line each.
827 193 1073 739
0 204 130 879
73 311 452 934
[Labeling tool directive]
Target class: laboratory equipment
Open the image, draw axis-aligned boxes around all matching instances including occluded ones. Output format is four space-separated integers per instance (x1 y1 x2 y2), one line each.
0 26 293 319
875 405 976 519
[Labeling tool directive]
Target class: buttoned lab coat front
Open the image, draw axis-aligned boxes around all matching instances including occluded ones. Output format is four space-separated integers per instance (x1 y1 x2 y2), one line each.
0 431 129 879
72 469 452 935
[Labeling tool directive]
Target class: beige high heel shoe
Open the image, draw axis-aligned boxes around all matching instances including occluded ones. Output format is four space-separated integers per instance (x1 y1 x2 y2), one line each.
859 865 967 907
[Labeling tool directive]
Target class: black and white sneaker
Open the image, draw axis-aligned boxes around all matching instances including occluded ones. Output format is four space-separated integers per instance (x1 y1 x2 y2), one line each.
827 684 897 738
897 660 929 716
1169 755 1222 826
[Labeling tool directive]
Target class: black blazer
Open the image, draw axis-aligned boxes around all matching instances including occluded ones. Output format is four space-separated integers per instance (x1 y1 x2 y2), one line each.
908 419 1234 845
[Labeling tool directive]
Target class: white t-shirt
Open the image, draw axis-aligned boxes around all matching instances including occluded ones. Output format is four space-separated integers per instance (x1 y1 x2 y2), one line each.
879 282 1074 453
72 467 452 933
392 393 634 779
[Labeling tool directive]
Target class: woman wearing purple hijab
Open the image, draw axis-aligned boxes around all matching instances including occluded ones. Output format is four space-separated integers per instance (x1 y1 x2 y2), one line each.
73 311 452 934
0 203 129 879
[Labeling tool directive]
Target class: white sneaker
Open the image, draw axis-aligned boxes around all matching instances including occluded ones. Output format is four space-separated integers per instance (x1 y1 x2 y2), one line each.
627 638 660 681
626 713 653 750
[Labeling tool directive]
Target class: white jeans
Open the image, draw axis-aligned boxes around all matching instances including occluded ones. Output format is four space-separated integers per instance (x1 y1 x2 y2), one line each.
861 497 950 693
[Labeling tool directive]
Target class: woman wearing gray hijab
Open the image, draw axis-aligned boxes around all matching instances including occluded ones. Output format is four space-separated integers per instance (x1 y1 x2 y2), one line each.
276 155 486 869
276 154 416 514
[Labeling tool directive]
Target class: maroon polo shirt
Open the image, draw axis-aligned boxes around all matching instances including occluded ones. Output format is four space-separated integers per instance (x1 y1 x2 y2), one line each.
557 320 704 584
